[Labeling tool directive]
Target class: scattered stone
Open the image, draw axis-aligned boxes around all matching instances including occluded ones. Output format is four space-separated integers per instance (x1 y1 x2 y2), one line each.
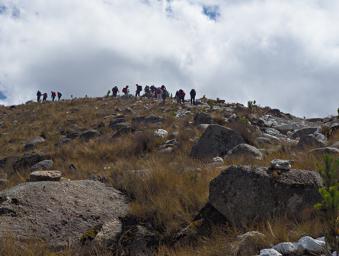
297 134 327 149
0 180 128 249
132 115 163 125
270 159 292 171
176 110 191 118
235 231 268 256
79 129 100 141
310 147 339 155
190 125 245 159
111 122 130 130
291 127 319 139
260 248 282 256
208 165 322 226
31 159 54 171
227 143 263 160
10 153 51 171
273 242 302 255
29 170 62 182
0 178 8 190
331 141 339 149
298 236 326 255
24 136 46 151
194 112 213 125
212 157 224 164
154 129 168 138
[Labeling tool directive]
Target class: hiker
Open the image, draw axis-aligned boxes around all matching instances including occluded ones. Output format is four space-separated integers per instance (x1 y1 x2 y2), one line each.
162 87 169 104
175 90 180 103
155 87 163 101
57 92 62 101
37 90 42 103
112 86 119 97
190 89 196 105
135 84 143 97
42 93 48 102
150 85 156 98
144 85 151 98
178 89 185 104
51 91 56 102
122 86 129 96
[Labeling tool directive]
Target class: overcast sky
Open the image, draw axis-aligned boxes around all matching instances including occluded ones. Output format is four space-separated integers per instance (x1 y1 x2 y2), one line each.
0 0 338 117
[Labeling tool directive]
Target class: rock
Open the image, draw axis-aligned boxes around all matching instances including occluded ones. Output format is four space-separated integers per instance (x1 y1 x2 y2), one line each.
176 110 191 118
235 231 268 256
29 170 62 182
297 134 327 149
297 236 326 254
10 153 51 171
197 124 210 131
265 128 283 137
194 112 213 125
94 219 122 247
208 166 322 226
111 122 131 130
270 159 292 171
154 129 168 138
79 129 100 141
227 144 263 160
24 136 46 151
59 136 72 145
109 118 126 127
31 159 54 171
212 157 224 164
260 248 282 256
190 125 245 159
0 180 128 249
273 242 302 255
0 178 7 190
132 115 163 125
310 147 339 155
291 127 319 139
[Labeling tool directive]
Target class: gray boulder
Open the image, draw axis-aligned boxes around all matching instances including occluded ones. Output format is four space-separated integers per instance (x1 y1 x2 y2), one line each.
208 165 322 227
31 159 54 171
190 125 245 159
0 180 128 249
194 112 213 125
227 144 263 160
297 134 326 149
79 129 100 141
291 127 319 139
24 136 46 151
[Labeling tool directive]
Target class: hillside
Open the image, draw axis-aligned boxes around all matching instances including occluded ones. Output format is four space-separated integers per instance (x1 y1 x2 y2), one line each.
0 96 338 256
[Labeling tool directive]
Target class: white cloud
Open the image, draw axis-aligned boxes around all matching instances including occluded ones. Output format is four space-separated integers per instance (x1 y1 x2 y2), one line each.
0 0 338 117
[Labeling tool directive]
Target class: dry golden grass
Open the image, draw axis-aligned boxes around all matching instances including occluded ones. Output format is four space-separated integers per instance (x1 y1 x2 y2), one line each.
0 97 334 255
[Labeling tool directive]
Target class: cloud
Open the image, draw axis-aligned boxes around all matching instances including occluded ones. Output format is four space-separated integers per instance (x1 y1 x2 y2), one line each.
0 0 338 117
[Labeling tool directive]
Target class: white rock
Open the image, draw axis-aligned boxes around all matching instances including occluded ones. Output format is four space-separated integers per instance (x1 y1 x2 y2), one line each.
297 236 326 254
154 129 168 138
260 248 282 256
273 242 302 255
29 170 62 182
212 157 224 164
270 159 292 171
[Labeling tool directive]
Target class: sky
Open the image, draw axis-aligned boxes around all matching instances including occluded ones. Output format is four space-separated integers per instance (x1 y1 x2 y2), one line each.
0 0 338 117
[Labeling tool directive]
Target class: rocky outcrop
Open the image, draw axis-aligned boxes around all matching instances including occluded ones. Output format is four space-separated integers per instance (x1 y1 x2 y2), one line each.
190 125 245 159
29 170 62 182
291 127 318 139
208 165 322 226
79 129 100 141
193 112 213 125
0 180 128 249
297 133 327 148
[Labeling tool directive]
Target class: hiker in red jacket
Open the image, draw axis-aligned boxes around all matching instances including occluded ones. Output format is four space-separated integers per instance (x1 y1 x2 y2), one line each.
51 91 56 101
178 89 185 104
122 86 129 96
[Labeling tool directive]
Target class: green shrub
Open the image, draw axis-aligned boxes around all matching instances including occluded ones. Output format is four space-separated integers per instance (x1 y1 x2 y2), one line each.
314 155 339 252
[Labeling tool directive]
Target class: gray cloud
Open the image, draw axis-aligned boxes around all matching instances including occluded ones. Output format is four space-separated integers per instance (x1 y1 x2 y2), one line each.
0 0 338 117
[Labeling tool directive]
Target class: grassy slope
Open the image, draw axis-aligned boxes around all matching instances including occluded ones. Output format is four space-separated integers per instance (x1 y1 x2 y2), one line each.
0 97 335 255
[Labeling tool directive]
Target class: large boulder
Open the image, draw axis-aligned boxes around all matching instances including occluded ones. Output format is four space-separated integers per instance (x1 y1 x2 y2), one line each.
0 180 128 249
291 127 319 139
0 153 51 172
208 166 322 226
190 125 245 159
297 133 326 149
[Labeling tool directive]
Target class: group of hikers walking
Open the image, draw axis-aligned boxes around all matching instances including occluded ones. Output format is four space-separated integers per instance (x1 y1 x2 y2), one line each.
35 84 198 105
36 90 62 103
110 84 197 105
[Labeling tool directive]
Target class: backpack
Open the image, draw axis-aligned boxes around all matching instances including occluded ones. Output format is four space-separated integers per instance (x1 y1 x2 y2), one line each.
137 85 142 91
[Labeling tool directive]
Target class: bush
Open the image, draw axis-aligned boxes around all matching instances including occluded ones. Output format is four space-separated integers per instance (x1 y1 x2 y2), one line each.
314 155 339 252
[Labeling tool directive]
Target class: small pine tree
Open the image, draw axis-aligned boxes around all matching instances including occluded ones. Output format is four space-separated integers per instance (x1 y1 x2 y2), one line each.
315 155 339 253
